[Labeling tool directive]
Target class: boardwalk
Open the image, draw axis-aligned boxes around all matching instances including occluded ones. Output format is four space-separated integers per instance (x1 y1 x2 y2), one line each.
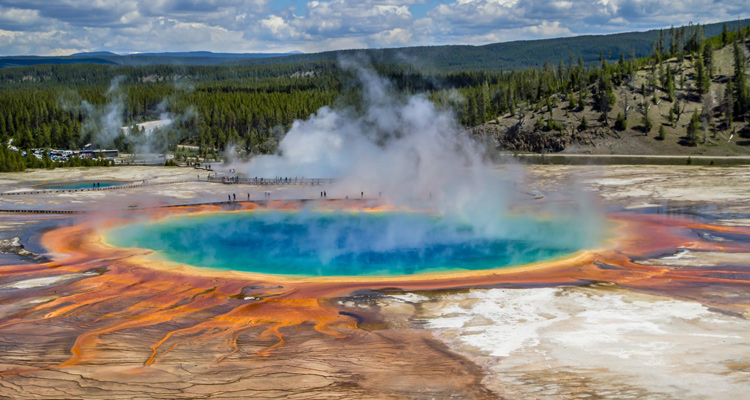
0 180 192 196
0 198 368 215
0 175 337 197
211 176 335 185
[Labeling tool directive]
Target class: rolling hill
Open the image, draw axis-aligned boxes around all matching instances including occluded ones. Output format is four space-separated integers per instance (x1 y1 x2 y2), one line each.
1 19 748 71
0 51 303 69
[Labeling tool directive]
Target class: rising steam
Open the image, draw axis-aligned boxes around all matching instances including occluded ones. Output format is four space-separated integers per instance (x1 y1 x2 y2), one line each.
80 76 126 148
231 61 523 234
69 76 197 160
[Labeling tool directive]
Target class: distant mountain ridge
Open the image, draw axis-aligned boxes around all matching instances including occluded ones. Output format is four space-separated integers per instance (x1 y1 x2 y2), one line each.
69 51 119 56
2 19 749 71
0 51 305 69
71 51 304 58
234 19 750 70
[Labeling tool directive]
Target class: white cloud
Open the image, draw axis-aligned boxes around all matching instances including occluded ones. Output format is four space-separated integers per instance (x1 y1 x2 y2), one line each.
524 20 571 36
0 0 747 55
371 27 413 45
0 5 51 31
260 14 310 40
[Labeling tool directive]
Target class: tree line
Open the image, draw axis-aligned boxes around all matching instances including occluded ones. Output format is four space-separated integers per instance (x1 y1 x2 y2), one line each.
0 21 749 171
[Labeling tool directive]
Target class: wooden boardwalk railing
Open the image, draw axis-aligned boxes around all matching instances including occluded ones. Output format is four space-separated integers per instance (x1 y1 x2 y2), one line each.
210 177 335 185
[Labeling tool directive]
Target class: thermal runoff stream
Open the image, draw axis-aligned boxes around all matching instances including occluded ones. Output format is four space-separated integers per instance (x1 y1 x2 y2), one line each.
106 210 593 277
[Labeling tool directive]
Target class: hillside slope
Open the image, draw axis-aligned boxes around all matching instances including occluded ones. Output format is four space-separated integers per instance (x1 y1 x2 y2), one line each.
473 40 750 156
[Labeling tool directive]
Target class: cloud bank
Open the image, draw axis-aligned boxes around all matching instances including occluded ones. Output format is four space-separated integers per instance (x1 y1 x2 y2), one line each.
0 0 747 56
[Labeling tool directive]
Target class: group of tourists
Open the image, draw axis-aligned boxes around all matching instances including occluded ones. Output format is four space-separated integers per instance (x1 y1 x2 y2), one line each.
227 192 271 202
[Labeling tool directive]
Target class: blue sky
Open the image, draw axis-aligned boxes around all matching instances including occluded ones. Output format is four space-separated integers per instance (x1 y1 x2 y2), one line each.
0 0 746 56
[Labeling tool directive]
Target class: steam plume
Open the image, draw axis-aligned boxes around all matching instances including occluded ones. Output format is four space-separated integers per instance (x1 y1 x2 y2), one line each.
232 61 519 229
80 76 126 148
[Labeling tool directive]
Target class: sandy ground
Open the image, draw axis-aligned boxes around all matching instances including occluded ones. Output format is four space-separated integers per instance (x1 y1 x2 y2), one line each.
521 165 750 215
1 165 749 399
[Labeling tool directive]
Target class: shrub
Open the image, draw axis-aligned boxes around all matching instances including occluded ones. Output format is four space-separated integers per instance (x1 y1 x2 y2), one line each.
614 113 627 131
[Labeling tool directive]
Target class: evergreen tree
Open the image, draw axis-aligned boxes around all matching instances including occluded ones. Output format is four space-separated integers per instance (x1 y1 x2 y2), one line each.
722 23 729 47
643 113 653 134
568 88 576 109
481 81 490 118
577 86 585 111
703 41 714 78
677 26 686 62
476 91 487 124
615 112 627 130
595 68 616 124
734 40 746 79
466 95 477 126
685 23 705 55
686 109 701 146
666 67 676 102
696 56 710 95
725 80 734 128
733 40 749 119
671 100 685 125
0 113 5 142
658 125 666 140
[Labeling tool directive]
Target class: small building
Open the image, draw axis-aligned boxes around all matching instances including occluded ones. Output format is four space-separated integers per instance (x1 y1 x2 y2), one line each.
80 149 119 158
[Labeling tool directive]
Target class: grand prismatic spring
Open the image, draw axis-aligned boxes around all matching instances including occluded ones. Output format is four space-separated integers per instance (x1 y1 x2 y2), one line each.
2 69 750 399
106 211 593 277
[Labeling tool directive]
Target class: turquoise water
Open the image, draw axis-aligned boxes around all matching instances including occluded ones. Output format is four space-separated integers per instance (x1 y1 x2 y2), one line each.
107 211 590 277
46 181 123 190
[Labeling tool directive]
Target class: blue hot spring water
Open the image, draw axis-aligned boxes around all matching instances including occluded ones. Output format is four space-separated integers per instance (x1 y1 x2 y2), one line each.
107 211 594 277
